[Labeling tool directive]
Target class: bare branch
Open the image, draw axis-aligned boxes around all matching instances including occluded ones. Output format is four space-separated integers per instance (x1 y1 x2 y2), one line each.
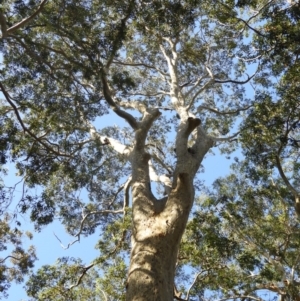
99 136 131 156
185 272 202 300
160 39 184 108
54 209 124 250
107 181 128 208
215 72 256 84
209 131 240 142
84 118 132 156
100 289 109 301
0 254 26 264
123 176 132 210
216 296 262 301
235 17 266 37
198 104 252 115
148 150 173 175
184 75 209 100
126 91 169 98
0 11 7 37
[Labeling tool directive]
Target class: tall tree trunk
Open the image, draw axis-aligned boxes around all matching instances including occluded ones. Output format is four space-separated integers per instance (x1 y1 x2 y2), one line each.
126 173 195 301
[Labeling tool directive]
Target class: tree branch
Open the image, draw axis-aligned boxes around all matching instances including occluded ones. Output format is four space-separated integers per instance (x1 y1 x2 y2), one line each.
0 0 48 38
183 75 209 99
160 39 184 109
0 82 73 157
54 209 124 250
84 117 132 156
198 104 252 115
0 254 26 264
185 272 202 300
101 73 138 130
186 79 214 110
210 131 240 142
112 59 169 77
217 296 263 301
67 263 95 290
275 154 299 197
148 160 172 195
105 0 135 68
119 100 147 113
123 176 132 210
214 72 256 84
235 17 266 37
0 10 7 37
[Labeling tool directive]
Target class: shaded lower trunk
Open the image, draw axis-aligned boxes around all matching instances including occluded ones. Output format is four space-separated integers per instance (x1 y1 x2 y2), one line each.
126 174 195 301
126 234 180 301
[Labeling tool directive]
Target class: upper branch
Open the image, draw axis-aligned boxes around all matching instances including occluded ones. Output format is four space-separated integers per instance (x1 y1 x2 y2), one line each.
198 104 252 115
160 38 184 108
54 209 124 250
104 0 135 68
101 73 138 130
135 108 161 149
112 59 169 78
209 131 240 142
275 154 299 197
67 263 95 290
183 75 208 99
89 124 131 156
215 72 256 84
0 0 48 38
186 79 214 110
119 100 147 113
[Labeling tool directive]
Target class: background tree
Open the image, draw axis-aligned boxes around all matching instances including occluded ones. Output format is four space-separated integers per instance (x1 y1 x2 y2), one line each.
0 0 299 300
0 213 36 298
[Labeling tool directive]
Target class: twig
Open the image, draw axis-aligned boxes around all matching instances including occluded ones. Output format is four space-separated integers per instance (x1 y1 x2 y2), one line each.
53 209 124 249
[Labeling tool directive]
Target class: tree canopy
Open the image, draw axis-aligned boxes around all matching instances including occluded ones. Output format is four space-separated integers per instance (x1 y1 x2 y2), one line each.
0 0 300 300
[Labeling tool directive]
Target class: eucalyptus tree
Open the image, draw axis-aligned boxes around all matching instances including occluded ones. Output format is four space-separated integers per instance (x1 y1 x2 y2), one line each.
178 2 300 299
0 0 297 300
178 164 300 301
0 214 36 298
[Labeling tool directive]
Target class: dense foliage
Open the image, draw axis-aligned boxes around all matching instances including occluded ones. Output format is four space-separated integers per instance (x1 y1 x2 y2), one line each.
0 0 299 300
